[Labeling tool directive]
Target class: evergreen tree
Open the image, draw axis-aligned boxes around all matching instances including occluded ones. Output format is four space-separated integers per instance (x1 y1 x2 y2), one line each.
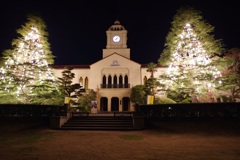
146 62 160 95
130 85 151 105
0 13 60 104
146 62 158 78
77 89 97 112
158 6 225 102
58 66 82 104
215 48 240 101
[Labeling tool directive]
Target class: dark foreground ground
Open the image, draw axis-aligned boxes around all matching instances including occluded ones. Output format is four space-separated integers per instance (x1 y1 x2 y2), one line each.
0 117 240 160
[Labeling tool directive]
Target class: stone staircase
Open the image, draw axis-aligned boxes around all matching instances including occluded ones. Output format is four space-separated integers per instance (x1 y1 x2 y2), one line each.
60 113 135 130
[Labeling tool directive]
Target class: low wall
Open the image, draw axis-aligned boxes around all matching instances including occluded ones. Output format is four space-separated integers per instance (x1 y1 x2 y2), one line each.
136 102 240 120
133 112 145 130
50 112 71 129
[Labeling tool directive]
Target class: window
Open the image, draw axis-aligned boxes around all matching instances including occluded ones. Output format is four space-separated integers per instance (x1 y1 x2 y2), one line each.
79 77 83 86
113 75 117 88
144 76 147 85
85 77 88 89
108 75 112 88
119 75 123 88
124 75 128 88
102 75 106 88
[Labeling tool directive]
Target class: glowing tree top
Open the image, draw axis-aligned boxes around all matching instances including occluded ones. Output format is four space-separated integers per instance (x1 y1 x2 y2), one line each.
171 23 210 67
0 13 58 104
159 6 225 66
167 23 222 94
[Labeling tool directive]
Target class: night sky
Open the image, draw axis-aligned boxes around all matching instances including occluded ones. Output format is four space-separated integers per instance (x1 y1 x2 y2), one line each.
0 1 239 65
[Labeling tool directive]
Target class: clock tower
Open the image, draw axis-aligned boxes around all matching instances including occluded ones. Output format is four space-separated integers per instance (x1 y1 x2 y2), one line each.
103 20 130 59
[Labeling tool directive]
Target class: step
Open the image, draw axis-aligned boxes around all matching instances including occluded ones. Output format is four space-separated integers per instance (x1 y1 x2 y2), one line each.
62 121 133 126
69 119 132 121
60 126 135 130
71 116 132 119
62 124 133 127
65 122 132 124
61 125 134 130
60 115 134 130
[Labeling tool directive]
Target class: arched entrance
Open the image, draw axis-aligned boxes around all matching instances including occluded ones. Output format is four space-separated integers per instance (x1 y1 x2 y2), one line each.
122 97 130 111
111 97 119 111
100 97 108 111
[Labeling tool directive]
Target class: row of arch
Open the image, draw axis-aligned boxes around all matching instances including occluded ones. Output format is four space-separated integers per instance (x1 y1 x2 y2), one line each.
101 74 129 88
100 97 130 111
79 75 148 89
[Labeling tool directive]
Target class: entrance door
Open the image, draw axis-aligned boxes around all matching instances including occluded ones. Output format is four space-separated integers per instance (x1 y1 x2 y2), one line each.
100 97 108 111
122 97 130 111
111 97 119 111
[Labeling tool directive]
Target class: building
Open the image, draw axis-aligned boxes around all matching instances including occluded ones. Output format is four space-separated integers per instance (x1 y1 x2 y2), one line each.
52 20 237 111
53 20 165 112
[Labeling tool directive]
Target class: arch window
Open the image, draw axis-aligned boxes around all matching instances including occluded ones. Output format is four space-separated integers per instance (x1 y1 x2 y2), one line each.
113 75 117 88
108 75 112 88
102 75 106 88
124 75 128 88
79 77 83 86
119 75 123 88
85 77 88 89
144 76 147 85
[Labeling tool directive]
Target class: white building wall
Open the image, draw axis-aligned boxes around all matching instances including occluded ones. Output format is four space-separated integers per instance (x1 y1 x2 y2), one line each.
52 68 90 85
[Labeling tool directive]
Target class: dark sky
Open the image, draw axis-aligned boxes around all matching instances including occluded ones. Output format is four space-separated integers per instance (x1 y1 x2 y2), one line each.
0 1 239 65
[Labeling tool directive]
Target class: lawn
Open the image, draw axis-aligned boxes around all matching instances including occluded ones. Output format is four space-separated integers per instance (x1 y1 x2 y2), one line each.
0 117 240 160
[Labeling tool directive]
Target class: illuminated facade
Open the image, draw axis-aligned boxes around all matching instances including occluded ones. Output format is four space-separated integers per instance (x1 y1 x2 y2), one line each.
52 20 235 112
53 20 164 112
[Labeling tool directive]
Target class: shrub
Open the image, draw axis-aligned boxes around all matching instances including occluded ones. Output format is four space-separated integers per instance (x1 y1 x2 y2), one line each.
178 98 192 104
154 97 176 104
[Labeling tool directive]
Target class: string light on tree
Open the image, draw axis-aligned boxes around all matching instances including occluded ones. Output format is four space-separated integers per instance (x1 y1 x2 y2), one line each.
158 6 225 103
162 22 222 101
0 13 60 104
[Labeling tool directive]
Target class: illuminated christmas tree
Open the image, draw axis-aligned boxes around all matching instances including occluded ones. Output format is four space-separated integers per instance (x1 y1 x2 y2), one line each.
158 6 225 102
0 13 61 104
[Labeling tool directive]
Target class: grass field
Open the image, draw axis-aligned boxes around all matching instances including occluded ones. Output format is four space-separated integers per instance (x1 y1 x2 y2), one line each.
0 117 240 160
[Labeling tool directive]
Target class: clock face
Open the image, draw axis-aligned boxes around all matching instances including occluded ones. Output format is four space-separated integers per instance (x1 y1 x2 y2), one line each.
113 35 120 42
